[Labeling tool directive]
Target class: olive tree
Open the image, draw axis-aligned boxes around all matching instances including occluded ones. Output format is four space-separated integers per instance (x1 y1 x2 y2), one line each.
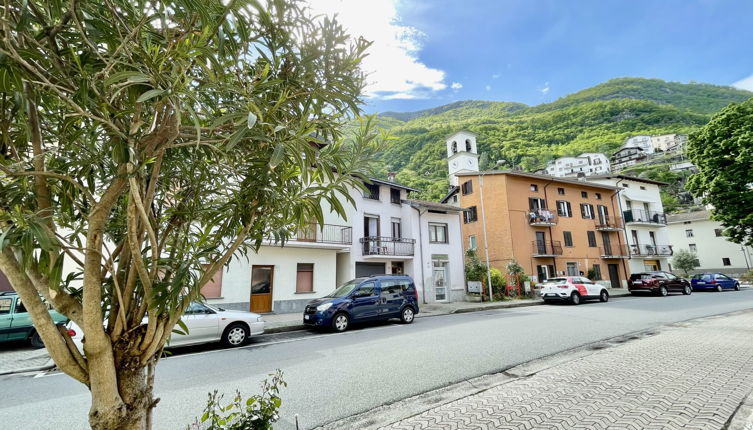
0 1 376 428
671 249 700 277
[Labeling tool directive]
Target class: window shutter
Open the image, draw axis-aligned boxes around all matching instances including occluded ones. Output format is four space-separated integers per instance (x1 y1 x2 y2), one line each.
580 204 586 218
566 202 572 217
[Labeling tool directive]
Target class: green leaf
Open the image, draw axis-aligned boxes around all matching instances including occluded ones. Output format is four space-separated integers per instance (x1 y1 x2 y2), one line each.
136 89 165 103
104 71 151 87
28 222 55 252
247 112 257 129
0 227 12 251
226 127 247 149
269 143 284 168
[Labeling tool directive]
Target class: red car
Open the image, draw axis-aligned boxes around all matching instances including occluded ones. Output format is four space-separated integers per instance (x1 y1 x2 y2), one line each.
629 271 692 296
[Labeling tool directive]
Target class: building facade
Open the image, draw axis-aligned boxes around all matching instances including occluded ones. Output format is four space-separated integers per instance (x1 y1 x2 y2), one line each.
667 210 753 277
543 153 610 178
651 134 687 153
586 175 672 273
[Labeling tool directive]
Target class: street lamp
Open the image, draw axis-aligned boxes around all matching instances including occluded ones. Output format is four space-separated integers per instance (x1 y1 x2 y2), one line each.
479 160 505 302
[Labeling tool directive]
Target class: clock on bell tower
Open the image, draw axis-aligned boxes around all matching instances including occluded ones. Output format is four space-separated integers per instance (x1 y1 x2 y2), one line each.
446 130 480 187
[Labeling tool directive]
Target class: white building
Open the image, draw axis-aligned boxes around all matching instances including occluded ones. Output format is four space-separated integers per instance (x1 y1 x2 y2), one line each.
586 174 673 273
207 178 466 314
544 153 610 177
651 134 687 153
667 210 753 276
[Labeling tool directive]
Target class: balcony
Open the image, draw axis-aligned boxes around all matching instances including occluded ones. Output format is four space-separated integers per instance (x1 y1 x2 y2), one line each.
595 216 624 231
532 240 563 257
623 209 667 226
600 244 630 259
629 243 673 257
526 210 557 227
294 223 352 245
360 237 415 256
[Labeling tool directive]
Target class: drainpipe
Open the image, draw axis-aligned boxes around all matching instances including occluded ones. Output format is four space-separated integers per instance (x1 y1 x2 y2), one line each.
542 177 557 275
479 173 494 302
612 178 629 286
411 204 428 304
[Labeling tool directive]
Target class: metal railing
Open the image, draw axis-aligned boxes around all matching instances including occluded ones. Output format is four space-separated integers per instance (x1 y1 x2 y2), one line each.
623 209 667 225
600 244 630 258
294 223 352 245
595 216 623 230
526 210 557 226
629 243 673 257
532 240 563 256
360 237 415 256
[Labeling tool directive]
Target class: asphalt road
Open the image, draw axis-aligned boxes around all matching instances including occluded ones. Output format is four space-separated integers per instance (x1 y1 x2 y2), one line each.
1 289 753 430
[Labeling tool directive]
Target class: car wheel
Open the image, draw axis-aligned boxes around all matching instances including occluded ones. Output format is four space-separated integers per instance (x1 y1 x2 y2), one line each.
29 331 45 349
400 307 415 324
570 292 581 305
599 290 609 302
221 323 249 347
659 286 668 297
683 285 692 295
332 312 349 332
735 283 741 291
715 284 723 292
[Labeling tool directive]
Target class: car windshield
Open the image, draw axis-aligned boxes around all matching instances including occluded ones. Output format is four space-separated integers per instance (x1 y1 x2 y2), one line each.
326 279 363 298
545 278 568 284
692 274 713 280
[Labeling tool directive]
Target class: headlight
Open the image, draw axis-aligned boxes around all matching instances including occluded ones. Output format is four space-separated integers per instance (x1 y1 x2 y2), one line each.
316 302 333 312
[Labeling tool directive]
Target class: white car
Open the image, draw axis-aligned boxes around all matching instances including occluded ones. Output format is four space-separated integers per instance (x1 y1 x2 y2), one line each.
539 276 609 305
68 302 265 350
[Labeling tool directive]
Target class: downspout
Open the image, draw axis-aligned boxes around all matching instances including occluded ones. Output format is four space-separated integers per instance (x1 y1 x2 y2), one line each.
542 177 557 275
411 204 428 304
612 178 629 286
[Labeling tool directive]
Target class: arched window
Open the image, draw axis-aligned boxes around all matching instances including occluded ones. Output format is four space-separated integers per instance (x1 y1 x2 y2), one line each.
465 139 472 152
451 141 457 154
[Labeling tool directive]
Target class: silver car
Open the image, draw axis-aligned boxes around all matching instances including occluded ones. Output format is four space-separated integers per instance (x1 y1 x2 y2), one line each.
68 302 265 350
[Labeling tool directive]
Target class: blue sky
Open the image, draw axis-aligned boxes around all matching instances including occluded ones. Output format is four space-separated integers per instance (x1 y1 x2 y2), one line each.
309 0 753 114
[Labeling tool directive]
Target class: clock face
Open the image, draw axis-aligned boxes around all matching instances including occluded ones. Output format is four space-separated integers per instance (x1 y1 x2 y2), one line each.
451 161 458 168
467 159 474 166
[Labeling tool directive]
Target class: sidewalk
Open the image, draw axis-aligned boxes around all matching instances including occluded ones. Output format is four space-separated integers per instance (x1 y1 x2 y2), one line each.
322 309 753 430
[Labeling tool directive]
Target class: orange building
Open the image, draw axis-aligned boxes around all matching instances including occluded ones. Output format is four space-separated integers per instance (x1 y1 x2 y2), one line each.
451 170 630 287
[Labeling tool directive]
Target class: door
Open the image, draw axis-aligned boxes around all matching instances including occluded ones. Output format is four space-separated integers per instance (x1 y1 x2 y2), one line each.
607 264 620 289
379 279 406 316
433 260 448 302
601 232 613 256
250 265 274 313
581 277 600 296
350 281 380 320
535 231 546 254
356 262 386 277
8 297 32 341
0 296 12 341
391 262 404 275
644 260 660 271
175 302 220 346
597 205 609 224
715 274 733 289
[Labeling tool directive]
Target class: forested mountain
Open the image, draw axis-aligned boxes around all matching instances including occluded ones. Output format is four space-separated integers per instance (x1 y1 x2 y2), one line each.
368 78 752 200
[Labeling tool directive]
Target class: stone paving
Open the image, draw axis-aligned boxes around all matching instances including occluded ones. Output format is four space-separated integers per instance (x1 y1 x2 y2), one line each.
380 311 753 430
0 343 53 375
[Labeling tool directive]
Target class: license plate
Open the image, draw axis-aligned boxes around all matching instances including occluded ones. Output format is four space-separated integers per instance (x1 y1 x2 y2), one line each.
304 315 310 320
545 293 556 297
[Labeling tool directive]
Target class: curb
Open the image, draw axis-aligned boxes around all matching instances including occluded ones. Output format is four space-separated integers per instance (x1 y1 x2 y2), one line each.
0 358 55 376
727 388 753 430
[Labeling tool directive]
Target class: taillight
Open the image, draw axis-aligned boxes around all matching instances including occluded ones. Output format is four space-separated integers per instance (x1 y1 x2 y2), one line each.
709 280 717 284
67 329 76 337
557 285 569 289
414 289 419 301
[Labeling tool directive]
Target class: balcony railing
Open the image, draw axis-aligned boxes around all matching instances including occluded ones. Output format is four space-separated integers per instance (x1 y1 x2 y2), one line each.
623 209 667 225
294 223 352 245
526 210 557 226
595 216 624 231
360 237 415 256
600 244 630 258
532 240 563 257
629 243 673 257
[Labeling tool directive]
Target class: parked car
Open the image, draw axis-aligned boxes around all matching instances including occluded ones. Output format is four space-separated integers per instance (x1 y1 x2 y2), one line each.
629 271 691 296
303 274 419 332
68 301 264 351
0 291 69 348
539 276 609 305
691 273 741 292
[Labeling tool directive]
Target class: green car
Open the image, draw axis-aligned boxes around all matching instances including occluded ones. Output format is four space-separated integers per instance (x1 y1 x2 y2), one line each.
0 291 68 348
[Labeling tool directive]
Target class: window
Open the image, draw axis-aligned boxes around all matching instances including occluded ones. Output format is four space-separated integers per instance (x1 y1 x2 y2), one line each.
185 302 213 315
688 244 697 253
622 183 629 188
296 263 314 293
465 139 472 151
461 180 473 195
452 195 458 203
723 258 731 266
529 197 547 211
556 200 572 217
595 193 602 200
563 231 573 247
391 218 402 239
390 188 401 204
468 235 477 250
587 231 597 247
566 262 578 276
365 183 380 200
580 203 594 219
200 264 223 298
429 223 448 243
592 264 602 280
581 191 588 198
557 187 565 195
530 184 539 192
683 221 691 224
463 206 478 223
451 141 457 154
714 229 723 237
685 229 694 238
355 282 377 297
0 298 10 315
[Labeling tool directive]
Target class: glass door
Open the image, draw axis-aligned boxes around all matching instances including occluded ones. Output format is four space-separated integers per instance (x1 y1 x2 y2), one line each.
432 258 448 302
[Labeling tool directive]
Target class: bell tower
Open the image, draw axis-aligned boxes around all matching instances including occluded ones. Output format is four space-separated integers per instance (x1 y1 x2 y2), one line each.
446 130 480 186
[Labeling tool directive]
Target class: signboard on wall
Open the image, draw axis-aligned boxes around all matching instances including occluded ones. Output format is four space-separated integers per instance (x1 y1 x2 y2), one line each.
467 281 482 293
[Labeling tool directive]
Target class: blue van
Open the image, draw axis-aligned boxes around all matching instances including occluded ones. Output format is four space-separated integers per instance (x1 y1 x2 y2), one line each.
303 275 419 332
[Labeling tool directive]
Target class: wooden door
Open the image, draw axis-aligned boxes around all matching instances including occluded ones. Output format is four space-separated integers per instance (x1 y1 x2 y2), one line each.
250 265 274 313
608 264 620 289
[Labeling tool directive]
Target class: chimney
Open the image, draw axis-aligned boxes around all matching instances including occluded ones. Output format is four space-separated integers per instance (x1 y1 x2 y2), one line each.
387 171 396 182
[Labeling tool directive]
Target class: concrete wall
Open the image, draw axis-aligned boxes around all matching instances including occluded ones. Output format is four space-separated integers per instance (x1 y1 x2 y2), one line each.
667 218 753 276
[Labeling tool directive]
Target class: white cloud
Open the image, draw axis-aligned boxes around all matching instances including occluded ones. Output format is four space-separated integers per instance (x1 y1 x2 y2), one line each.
306 0 447 100
732 74 753 91
539 81 550 95
485 85 492 91
450 82 463 90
